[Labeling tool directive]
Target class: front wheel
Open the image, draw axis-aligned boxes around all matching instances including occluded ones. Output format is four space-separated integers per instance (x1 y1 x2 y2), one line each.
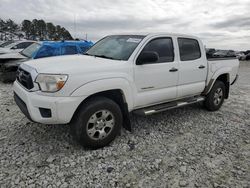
70 97 122 149
204 81 226 111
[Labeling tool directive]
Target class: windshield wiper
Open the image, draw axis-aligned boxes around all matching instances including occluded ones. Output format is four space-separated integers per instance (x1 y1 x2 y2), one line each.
84 53 122 60
94 54 122 60
84 52 93 56
94 54 114 59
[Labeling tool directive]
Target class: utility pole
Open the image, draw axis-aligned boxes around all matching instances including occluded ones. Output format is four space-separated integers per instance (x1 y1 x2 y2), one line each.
74 14 77 39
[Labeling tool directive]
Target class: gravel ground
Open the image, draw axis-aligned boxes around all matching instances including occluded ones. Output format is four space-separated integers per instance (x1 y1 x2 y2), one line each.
0 62 249 188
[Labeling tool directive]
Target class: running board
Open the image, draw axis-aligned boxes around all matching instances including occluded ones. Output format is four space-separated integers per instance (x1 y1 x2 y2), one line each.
133 96 205 116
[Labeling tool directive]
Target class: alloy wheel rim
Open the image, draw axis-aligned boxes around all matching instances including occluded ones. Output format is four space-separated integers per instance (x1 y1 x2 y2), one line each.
213 88 223 106
86 110 115 140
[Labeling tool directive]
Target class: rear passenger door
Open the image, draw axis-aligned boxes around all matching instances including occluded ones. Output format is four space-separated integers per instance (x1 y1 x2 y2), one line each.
177 38 207 98
134 37 179 107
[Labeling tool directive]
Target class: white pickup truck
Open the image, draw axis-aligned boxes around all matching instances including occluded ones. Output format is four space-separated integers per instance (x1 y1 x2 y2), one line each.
13 33 239 148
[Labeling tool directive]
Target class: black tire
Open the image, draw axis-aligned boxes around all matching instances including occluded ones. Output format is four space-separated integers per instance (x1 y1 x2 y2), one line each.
70 97 123 149
204 81 225 111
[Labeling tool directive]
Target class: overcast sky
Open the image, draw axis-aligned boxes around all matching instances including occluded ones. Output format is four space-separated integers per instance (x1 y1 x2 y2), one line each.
0 0 250 50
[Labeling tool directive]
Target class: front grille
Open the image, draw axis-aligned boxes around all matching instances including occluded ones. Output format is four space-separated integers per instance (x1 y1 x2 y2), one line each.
16 68 34 90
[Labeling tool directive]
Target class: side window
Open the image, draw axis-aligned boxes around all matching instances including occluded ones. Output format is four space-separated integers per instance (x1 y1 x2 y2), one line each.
178 38 201 61
140 38 174 63
35 46 55 59
14 42 31 49
11 44 22 49
22 42 33 49
61 46 78 55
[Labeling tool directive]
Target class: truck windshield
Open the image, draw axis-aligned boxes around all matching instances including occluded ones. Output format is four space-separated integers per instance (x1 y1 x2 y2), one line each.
21 43 41 58
85 35 145 61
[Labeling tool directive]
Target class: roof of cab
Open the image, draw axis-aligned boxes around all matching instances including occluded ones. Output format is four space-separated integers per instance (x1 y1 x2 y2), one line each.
146 33 198 38
108 32 199 39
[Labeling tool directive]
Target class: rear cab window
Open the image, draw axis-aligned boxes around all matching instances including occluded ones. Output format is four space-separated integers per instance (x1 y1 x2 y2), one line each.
178 38 201 61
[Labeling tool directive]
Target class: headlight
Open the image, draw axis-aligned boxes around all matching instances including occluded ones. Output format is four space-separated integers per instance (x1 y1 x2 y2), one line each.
35 74 68 92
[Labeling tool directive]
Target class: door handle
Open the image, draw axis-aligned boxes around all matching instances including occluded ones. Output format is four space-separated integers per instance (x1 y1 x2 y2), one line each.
199 65 205 69
169 67 178 72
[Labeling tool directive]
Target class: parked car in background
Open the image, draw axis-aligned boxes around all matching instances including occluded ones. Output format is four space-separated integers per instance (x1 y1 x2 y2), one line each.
206 48 216 58
32 40 93 59
245 53 250 60
244 50 250 55
0 40 15 48
0 40 35 55
0 40 94 82
212 50 236 58
235 51 246 60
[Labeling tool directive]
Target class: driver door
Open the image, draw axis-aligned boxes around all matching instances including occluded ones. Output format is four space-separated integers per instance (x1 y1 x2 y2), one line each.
134 37 179 108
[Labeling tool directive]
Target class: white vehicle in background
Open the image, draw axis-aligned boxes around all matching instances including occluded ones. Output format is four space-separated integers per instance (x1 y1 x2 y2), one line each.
0 40 15 48
0 40 35 55
13 33 239 149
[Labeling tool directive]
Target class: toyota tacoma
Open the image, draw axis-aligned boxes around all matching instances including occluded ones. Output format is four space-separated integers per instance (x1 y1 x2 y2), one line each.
13 33 239 148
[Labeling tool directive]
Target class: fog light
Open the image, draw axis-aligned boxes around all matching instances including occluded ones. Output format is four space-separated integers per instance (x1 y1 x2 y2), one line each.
39 108 52 118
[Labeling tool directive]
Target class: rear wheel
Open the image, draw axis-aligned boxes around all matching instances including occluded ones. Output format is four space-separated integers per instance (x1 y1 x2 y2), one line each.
205 81 226 111
70 97 122 149
204 81 225 111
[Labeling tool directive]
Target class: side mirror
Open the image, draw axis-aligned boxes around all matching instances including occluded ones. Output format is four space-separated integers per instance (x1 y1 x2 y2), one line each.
11 46 17 49
136 51 159 65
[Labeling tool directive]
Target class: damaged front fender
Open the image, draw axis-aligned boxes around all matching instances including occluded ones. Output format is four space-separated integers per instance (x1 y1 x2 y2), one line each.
0 59 26 82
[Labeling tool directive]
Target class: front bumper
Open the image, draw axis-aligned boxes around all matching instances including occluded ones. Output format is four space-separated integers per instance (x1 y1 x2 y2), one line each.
13 81 85 124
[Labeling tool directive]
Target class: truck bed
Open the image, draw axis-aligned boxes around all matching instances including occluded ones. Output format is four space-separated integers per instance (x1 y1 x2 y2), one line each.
207 57 239 85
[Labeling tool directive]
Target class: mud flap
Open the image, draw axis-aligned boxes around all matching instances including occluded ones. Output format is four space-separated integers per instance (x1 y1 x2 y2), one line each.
122 102 132 132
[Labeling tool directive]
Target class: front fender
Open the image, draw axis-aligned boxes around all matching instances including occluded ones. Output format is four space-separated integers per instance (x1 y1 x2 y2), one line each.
70 78 134 111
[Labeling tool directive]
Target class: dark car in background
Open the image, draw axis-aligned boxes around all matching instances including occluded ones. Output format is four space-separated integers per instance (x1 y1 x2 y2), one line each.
244 50 250 55
246 53 250 60
243 50 250 60
235 51 246 60
206 48 216 58
0 40 94 82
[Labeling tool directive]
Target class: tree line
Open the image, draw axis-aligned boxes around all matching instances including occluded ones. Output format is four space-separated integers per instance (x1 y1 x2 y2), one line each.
0 18 73 41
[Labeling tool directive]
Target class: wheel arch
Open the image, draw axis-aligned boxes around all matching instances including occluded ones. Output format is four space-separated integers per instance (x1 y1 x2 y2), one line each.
71 78 133 109
71 81 133 131
203 72 230 99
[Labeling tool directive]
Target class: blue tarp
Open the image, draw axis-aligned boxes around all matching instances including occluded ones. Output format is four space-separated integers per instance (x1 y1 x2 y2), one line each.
32 40 94 59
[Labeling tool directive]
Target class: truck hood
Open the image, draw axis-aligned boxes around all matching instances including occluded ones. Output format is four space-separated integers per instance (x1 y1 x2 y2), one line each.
23 54 125 74
0 52 26 59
